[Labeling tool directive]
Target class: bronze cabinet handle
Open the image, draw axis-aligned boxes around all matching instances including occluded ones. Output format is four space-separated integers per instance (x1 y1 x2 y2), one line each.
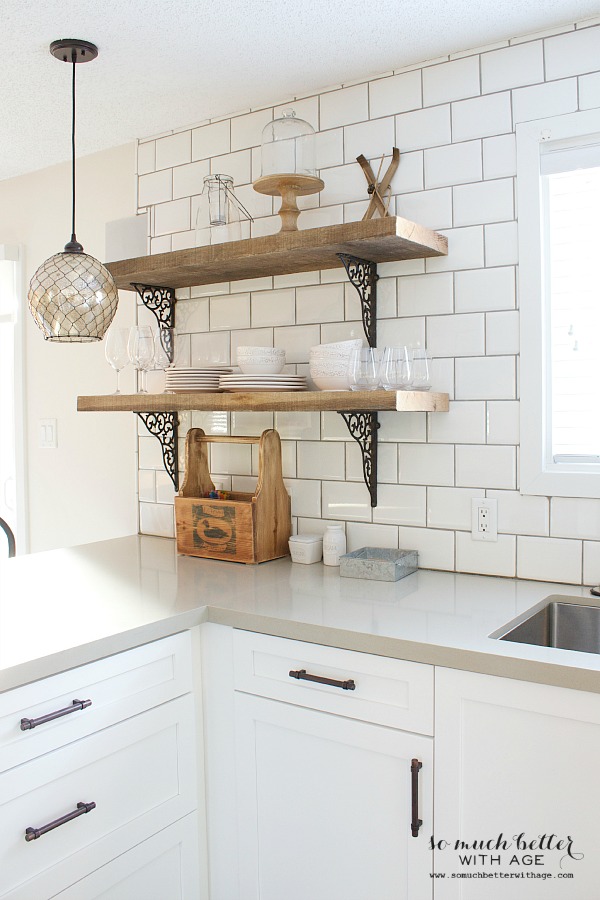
25 801 96 842
289 669 356 691
20 699 92 731
411 759 423 837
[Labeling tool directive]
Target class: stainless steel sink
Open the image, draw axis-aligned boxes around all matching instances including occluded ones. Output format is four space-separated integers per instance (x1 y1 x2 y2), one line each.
491 596 600 655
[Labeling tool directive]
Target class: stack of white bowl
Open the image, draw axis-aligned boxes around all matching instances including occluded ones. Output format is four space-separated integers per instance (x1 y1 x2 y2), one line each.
309 339 363 391
236 346 285 375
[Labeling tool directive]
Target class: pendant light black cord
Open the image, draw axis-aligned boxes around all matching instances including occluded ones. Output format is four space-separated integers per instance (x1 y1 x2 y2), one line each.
71 50 77 244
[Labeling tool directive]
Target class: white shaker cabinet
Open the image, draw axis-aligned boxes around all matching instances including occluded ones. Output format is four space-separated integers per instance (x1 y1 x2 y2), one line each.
203 625 434 900
434 667 600 899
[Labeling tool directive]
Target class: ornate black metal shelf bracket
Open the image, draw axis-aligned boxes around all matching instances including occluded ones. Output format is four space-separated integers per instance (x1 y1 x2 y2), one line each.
137 412 179 491
132 283 176 361
338 411 380 508
337 253 378 348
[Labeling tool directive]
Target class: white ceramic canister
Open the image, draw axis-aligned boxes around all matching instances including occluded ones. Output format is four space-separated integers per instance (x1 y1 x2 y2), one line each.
322 525 347 567
288 534 323 564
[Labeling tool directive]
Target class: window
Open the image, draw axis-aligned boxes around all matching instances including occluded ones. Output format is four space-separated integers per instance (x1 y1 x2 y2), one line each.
518 110 600 498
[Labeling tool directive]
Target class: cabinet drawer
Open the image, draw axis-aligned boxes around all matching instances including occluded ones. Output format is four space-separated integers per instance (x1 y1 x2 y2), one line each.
0 694 197 900
52 814 201 900
233 630 433 734
0 632 192 772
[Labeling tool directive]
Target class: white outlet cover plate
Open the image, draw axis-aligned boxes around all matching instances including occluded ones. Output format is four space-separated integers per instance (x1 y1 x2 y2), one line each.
471 498 498 542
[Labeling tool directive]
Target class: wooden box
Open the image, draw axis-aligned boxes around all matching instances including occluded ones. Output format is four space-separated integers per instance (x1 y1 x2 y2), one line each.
175 428 291 564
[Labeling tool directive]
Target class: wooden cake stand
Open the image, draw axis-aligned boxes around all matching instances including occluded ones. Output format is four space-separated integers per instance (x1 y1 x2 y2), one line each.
253 173 324 232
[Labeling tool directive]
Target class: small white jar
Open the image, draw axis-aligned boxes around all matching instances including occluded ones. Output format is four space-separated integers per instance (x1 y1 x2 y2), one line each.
288 534 323 564
323 525 347 567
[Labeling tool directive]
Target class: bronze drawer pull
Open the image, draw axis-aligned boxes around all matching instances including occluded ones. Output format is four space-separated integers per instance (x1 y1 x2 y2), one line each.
25 801 96 842
289 668 356 691
20 699 92 731
411 758 423 837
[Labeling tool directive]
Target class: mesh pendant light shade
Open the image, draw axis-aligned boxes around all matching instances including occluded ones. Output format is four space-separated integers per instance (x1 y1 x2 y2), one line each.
28 251 118 342
29 39 119 342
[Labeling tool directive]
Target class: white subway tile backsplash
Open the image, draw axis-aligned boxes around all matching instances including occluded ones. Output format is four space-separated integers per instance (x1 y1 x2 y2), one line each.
397 188 453 231
150 235 171 254
397 272 453 317
545 25 600 79
486 401 520 445
298 441 345 480
231 411 273 436
551 497 600 540
453 178 514 226
320 162 372 205
210 442 252 476
346 442 397 484
320 320 365 345
210 294 250 332
485 221 518 267
275 412 320 441
397 525 455 571
423 56 480 106
399 443 455 486
369 70 422 119
456 444 516 489
191 331 230 365
322 480 371 522
579 72 600 109
252 288 296 327
138 470 155 503
274 324 321 363
379 316 426 350
192 120 230 160
344 118 395 165
486 310 519 355
231 276 273 294
274 97 319 130
173 159 210 200
373 484 426 526
424 141 483 189
139 169 172 206
427 486 485 530
512 78 578 123
389 151 425 194
346 522 399 552
395 105 451 151
487 489 549 536
455 267 515 313
428 401 487 444
315 129 345 169
153 198 190 235
139 503 175 539
481 42 544 93
231 108 273 152
456 532 516 577
379 411 427 443
483 134 517 180
345 276 396 320
139 436 165 470
517 536 582 584
287 479 322 519
320 84 369 129
155 471 176 505
171 230 195 251
176 298 210 334
155 132 191 170
426 226 485 272
455 356 516 400
297 283 344 324
583 541 600 585
137 140 155 176
210 149 252 185
452 93 513 142
427 313 485 357
429 358 455 398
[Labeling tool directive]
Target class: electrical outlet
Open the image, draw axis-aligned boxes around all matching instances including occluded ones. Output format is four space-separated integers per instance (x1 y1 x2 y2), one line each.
471 498 498 542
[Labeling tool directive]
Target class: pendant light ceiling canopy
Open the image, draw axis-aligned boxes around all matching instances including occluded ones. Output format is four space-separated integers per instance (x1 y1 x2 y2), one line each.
28 39 118 343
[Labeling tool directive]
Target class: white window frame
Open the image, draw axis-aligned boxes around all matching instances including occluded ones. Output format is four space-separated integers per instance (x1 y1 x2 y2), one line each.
518 109 600 498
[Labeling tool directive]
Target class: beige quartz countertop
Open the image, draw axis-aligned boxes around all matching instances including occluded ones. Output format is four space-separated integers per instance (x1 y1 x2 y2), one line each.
1 534 600 694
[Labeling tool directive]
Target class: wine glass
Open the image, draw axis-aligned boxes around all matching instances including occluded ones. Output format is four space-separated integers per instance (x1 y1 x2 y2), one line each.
128 326 155 393
104 327 130 394
380 347 412 391
347 348 382 391
153 328 173 371
411 350 432 391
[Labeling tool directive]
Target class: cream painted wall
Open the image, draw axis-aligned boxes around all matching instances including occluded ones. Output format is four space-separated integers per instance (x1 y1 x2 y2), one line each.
0 142 139 552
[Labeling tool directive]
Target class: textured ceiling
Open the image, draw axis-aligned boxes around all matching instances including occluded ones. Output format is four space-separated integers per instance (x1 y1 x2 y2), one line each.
1 0 599 181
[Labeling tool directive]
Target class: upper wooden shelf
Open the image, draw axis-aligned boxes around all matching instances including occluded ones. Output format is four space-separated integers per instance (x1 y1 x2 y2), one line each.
106 217 448 291
77 390 449 414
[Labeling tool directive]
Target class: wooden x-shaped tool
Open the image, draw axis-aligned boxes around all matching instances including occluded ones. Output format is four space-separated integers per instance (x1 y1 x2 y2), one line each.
356 147 400 219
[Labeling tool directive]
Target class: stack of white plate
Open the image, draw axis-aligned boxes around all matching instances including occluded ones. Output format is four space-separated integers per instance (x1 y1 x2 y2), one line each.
219 373 308 392
165 367 232 393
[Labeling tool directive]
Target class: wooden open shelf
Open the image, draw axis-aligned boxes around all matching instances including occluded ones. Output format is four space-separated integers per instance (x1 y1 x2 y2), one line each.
77 390 449 414
106 217 447 291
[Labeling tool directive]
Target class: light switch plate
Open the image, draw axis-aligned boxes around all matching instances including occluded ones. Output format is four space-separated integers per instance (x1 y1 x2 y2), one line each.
39 418 57 449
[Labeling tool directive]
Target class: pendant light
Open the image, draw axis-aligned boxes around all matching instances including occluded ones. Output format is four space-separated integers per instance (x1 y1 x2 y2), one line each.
28 39 118 342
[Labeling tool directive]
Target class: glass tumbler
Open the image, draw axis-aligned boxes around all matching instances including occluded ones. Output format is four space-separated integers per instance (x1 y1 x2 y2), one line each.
411 350 432 391
379 347 412 390
348 348 382 391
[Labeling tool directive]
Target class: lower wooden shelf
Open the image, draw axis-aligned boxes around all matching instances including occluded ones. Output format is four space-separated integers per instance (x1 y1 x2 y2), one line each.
77 390 449 414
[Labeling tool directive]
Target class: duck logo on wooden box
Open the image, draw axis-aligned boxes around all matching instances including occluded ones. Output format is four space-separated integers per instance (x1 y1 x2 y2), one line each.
175 428 291 564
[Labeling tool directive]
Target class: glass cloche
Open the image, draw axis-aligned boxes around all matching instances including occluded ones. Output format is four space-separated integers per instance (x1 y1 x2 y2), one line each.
260 108 317 178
